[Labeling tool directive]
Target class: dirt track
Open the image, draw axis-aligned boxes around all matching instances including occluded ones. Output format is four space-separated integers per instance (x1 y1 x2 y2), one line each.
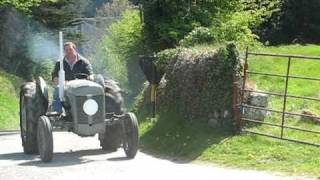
0 131 310 180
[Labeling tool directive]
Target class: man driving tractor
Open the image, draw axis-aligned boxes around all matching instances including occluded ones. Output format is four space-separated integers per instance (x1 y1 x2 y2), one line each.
20 37 138 162
51 42 94 113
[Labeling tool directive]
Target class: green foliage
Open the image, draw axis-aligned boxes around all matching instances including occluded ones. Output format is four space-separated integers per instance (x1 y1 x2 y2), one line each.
208 0 280 47
258 0 320 44
179 27 214 47
91 40 129 88
1 9 56 82
93 8 143 79
95 8 144 107
0 69 22 130
97 0 130 17
64 32 87 48
139 0 279 51
31 61 54 82
92 0 134 86
31 0 94 28
154 48 180 75
0 0 53 13
211 11 261 48
106 9 143 62
140 0 240 51
243 0 280 18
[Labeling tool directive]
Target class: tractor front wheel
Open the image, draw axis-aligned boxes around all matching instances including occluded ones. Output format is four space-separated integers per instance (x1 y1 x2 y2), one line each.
37 115 53 162
122 112 139 159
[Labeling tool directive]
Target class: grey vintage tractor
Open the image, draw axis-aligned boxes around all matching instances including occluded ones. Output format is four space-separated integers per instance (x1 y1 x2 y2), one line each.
19 74 139 162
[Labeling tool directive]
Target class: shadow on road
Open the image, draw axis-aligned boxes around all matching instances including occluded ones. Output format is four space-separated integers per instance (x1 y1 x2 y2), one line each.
107 156 130 161
0 152 37 161
0 130 19 136
1 148 130 167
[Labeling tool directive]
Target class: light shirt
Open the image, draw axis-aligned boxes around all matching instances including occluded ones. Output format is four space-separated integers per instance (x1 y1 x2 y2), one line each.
65 54 78 70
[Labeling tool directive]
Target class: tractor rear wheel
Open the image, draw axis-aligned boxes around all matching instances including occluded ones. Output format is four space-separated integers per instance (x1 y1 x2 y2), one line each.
99 93 123 151
99 123 122 152
37 115 53 162
99 80 124 151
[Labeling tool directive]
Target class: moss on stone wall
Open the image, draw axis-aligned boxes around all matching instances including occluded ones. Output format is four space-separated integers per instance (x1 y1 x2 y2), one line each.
150 43 242 130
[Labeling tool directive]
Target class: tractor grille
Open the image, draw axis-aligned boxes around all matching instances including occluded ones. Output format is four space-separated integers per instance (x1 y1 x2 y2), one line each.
75 95 104 124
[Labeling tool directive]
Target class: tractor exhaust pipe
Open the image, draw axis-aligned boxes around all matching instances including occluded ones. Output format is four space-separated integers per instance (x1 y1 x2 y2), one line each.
58 31 65 101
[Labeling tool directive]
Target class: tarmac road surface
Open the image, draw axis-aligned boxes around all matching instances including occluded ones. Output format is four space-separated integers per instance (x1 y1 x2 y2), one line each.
0 131 312 180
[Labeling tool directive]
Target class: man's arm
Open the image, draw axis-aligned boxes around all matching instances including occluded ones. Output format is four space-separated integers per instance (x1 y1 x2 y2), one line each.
84 60 94 81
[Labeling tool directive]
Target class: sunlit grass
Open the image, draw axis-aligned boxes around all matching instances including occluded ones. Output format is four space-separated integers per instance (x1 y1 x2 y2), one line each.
0 69 22 130
138 44 320 177
245 44 320 146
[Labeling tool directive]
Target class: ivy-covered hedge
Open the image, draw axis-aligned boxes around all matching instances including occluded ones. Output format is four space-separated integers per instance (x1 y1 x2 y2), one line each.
154 43 242 129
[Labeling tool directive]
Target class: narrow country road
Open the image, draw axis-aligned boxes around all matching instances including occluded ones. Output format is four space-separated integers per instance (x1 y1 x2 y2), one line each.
0 131 310 180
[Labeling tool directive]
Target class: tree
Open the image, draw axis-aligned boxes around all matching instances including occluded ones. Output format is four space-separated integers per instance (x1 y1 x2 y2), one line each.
259 0 320 44
136 0 268 51
31 0 92 28
0 0 51 13
140 0 230 51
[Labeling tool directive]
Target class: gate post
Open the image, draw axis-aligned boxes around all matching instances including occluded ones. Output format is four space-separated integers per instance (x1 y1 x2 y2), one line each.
233 81 241 133
238 47 249 132
280 57 292 138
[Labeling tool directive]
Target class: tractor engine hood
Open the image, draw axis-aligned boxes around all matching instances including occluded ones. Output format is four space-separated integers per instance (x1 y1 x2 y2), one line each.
65 79 104 96
64 79 105 137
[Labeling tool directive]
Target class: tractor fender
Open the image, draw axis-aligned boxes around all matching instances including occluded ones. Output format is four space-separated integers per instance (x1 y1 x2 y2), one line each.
36 76 49 109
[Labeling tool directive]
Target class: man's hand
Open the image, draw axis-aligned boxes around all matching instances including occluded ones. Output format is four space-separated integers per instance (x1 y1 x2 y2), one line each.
53 77 69 86
87 74 94 81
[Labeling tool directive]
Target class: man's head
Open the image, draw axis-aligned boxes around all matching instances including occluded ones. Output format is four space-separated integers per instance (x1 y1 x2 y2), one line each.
64 42 77 59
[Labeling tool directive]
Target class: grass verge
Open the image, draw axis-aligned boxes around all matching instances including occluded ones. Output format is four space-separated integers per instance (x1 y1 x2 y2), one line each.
138 44 320 177
0 69 22 130
138 108 320 177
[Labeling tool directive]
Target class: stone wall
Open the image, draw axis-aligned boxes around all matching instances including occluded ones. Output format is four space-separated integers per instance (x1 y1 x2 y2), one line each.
149 43 242 130
243 92 269 121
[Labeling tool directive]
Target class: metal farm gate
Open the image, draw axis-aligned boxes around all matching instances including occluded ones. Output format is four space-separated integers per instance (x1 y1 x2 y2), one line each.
238 48 320 147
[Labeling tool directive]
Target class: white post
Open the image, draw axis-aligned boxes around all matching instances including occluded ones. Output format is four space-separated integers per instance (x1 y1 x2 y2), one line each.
58 31 65 101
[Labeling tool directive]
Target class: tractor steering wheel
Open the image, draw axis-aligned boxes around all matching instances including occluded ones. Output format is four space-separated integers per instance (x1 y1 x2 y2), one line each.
73 73 89 79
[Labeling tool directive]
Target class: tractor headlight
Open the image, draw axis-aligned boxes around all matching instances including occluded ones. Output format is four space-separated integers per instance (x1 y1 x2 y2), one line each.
83 99 98 116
